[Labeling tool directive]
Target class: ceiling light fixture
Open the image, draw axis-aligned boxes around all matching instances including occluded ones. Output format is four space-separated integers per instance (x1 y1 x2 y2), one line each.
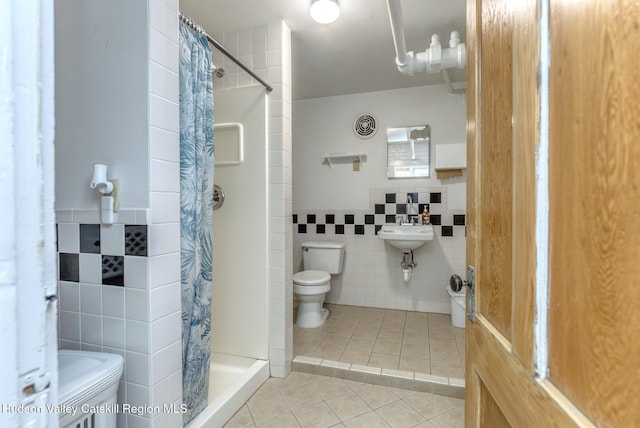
310 0 340 24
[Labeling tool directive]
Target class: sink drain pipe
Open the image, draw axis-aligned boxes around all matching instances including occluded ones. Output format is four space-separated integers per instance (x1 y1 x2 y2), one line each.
401 251 417 283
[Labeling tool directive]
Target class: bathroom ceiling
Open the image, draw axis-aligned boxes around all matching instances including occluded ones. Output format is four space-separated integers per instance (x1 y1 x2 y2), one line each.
179 0 466 100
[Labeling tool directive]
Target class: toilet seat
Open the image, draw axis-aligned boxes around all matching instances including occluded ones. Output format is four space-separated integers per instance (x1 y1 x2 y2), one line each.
293 270 330 285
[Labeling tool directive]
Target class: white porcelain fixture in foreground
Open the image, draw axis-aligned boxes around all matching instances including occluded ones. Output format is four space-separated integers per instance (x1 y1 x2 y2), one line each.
378 224 435 252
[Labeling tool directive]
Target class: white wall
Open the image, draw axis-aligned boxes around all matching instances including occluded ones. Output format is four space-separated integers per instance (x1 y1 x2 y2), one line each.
292 85 467 313
55 0 149 210
293 85 467 211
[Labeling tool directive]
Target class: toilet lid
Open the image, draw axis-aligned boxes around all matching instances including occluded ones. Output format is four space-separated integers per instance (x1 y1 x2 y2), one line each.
293 270 330 286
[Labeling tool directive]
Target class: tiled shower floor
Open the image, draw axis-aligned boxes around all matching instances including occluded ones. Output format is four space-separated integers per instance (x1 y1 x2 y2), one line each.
293 304 465 379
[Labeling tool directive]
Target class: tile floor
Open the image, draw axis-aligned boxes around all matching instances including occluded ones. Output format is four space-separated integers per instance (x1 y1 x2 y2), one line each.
293 304 465 379
224 371 464 428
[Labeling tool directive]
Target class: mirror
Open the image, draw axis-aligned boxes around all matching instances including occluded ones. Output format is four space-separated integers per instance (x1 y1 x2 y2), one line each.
387 125 431 178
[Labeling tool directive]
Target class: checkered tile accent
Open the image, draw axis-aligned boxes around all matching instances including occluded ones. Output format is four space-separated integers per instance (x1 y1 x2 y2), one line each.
294 191 465 237
57 223 147 286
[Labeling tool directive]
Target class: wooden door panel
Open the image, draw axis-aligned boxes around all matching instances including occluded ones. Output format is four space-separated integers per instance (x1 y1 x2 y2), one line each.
478 0 513 340
480 382 511 428
511 0 539 367
466 0 640 426
548 1 640 426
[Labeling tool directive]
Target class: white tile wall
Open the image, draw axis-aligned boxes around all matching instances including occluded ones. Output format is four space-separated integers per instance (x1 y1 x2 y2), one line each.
56 1 182 426
78 254 102 284
101 224 125 255
57 223 79 253
217 19 292 378
148 1 182 426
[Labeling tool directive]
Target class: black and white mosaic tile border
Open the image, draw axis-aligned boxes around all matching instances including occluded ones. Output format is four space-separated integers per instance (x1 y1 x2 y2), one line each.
294 189 466 238
57 223 148 287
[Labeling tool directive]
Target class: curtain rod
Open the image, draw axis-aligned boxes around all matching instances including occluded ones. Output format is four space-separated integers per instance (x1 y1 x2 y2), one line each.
179 11 273 93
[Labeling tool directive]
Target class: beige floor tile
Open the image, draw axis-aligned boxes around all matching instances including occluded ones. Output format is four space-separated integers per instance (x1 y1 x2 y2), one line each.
343 411 391 428
224 404 254 428
295 343 320 356
380 322 405 333
293 401 341 428
429 325 456 339
351 328 379 340
404 392 463 420
428 313 451 325
321 335 351 347
452 327 465 339
376 401 427 428
279 382 324 410
299 331 327 345
399 355 430 373
354 384 401 409
412 422 438 428
368 352 399 370
373 339 402 355
430 360 464 379
313 343 347 360
376 331 403 344
274 371 311 389
254 411 301 428
401 342 429 358
326 391 371 421
388 387 419 399
247 394 291 422
403 324 429 336
406 311 430 320
339 348 371 366
346 337 375 352
429 342 460 362
402 333 429 345
308 376 353 400
429 405 465 428
327 328 356 338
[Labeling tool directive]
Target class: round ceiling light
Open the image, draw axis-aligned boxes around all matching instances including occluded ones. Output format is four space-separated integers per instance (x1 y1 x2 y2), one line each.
310 0 340 24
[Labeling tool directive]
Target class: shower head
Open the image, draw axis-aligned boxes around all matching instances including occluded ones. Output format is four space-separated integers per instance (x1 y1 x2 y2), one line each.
213 67 225 78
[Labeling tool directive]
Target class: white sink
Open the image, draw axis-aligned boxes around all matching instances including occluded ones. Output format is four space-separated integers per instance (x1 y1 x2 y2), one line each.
378 224 435 252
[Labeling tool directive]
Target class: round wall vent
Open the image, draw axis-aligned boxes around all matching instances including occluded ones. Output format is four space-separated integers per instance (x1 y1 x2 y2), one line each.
353 114 378 139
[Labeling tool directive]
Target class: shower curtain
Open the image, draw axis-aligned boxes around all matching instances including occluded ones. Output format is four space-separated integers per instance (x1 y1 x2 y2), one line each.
179 23 215 424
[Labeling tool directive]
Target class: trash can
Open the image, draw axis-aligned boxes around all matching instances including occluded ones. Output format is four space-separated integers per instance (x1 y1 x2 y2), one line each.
447 287 466 328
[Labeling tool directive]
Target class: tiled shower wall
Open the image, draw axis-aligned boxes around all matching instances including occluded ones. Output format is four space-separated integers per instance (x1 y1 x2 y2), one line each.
212 20 294 378
293 187 466 313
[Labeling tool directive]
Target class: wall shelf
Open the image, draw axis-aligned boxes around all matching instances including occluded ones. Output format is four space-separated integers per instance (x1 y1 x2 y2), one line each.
322 153 367 168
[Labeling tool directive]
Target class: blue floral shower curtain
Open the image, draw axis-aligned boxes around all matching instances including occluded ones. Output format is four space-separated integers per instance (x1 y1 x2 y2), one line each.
179 23 214 424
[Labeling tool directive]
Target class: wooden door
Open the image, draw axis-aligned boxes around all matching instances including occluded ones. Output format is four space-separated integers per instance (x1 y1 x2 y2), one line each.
465 0 640 426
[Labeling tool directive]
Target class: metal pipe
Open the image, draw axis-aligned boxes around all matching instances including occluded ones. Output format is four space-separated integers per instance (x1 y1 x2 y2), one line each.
179 11 273 93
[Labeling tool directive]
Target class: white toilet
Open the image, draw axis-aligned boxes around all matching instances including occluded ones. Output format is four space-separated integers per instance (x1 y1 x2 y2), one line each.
294 241 345 328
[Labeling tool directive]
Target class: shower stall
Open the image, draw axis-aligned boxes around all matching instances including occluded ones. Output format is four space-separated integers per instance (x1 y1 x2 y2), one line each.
186 83 270 428
178 9 284 426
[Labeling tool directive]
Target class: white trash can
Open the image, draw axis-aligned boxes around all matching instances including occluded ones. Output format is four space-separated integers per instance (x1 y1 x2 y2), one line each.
447 287 466 328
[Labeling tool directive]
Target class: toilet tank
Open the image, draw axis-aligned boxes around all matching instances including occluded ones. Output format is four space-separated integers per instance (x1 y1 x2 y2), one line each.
302 241 345 274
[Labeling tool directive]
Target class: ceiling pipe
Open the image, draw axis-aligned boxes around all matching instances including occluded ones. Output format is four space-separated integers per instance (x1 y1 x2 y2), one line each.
386 0 466 81
386 0 413 75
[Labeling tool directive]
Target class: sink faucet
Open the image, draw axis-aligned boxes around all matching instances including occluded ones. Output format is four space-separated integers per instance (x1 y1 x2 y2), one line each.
406 195 412 222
